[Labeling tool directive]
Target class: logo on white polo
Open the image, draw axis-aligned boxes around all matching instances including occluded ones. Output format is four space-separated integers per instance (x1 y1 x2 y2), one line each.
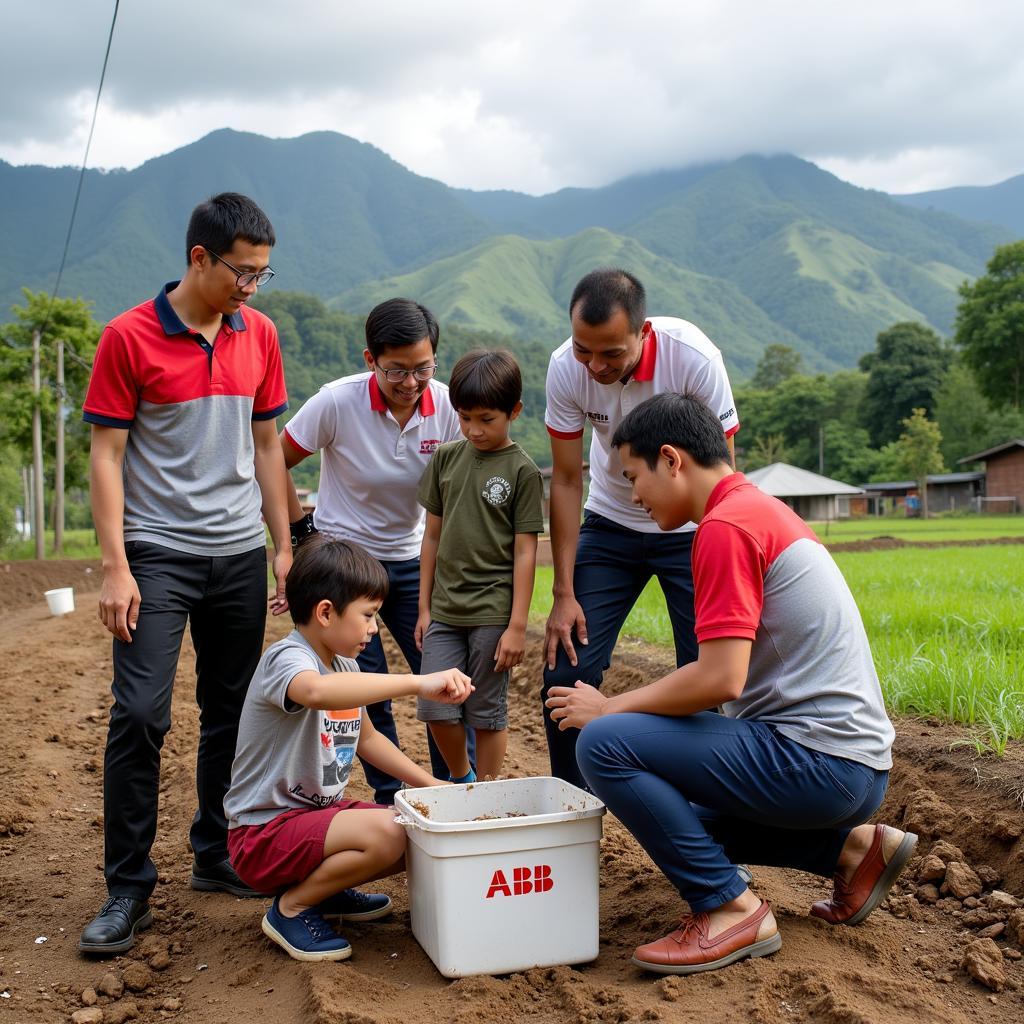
482 476 512 506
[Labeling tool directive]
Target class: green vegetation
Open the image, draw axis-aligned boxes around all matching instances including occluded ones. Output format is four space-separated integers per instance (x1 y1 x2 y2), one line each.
6 528 100 560
810 515 1024 543
530 543 1024 752
955 240 1024 412
3 133 1014 374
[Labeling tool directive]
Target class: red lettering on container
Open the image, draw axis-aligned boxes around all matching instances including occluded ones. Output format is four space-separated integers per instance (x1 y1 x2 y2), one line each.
485 866 553 898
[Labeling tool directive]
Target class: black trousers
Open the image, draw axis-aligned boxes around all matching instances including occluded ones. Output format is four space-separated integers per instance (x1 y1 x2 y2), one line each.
104 541 267 899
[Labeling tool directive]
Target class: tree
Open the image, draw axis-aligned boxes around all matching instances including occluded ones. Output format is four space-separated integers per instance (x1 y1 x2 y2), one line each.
750 344 804 390
0 289 102 540
859 322 950 447
894 408 945 517
955 240 1024 412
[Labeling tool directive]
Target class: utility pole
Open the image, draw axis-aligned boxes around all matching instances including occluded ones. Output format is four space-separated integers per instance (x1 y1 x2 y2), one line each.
31 329 44 559
818 425 824 476
55 338 65 555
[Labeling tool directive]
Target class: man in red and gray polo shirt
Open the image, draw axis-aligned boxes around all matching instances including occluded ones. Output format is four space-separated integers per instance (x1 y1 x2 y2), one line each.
79 193 292 955
542 268 739 788
547 393 915 977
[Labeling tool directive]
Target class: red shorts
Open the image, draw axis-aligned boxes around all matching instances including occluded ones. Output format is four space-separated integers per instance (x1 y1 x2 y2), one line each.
228 800 385 893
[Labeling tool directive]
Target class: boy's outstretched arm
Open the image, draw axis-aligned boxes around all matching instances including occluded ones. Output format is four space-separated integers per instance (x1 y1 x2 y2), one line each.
357 717 445 788
288 667 473 712
495 532 538 671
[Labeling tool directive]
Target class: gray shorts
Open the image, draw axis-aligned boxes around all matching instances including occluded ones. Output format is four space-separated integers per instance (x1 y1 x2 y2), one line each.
416 620 510 730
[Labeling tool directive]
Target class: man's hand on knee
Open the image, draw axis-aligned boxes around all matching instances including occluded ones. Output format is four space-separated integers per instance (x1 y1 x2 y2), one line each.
544 594 589 670
545 681 606 730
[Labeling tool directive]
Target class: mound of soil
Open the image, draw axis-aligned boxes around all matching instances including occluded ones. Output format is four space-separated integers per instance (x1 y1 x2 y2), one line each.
1 560 1022 1023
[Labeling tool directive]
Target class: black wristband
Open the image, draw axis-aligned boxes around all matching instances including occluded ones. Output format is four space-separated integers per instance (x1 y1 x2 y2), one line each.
290 512 318 549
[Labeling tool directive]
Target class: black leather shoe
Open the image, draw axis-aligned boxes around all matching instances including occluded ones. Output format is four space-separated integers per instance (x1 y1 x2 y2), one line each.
191 858 268 897
79 896 153 955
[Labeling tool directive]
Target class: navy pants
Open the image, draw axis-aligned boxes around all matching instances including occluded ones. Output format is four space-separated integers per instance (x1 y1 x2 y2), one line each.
577 711 889 913
105 541 268 899
542 512 697 788
357 557 475 801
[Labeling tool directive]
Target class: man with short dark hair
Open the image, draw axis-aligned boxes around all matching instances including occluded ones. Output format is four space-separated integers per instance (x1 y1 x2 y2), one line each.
546 392 911 976
80 192 292 954
542 268 739 787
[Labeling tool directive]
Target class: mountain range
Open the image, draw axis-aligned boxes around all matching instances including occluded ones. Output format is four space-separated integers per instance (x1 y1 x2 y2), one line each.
2 129 1020 379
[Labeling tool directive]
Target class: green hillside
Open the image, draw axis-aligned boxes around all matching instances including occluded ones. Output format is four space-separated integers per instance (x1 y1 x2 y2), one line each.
1 130 1017 374
897 173 1024 237
335 228 816 378
1 129 492 320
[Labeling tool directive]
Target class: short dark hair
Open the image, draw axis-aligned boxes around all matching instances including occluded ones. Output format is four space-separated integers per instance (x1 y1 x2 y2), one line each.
286 537 389 626
611 393 730 469
569 268 646 332
185 192 275 263
448 349 522 415
365 298 440 359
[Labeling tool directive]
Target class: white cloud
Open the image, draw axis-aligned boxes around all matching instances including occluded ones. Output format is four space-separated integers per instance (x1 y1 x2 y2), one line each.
1 0 1022 194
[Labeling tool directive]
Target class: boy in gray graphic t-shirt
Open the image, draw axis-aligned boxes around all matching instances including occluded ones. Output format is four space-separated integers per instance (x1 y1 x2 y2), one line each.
225 538 472 964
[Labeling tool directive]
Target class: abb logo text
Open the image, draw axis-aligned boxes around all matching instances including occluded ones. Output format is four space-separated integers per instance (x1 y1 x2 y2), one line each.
485 865 553 898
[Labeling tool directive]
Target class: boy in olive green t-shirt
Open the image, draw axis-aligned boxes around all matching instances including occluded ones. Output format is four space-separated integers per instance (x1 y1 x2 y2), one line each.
415 350 544 781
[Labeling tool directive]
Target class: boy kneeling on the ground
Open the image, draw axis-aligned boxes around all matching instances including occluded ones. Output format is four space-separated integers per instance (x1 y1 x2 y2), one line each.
224 538 472 962
546 393 916 976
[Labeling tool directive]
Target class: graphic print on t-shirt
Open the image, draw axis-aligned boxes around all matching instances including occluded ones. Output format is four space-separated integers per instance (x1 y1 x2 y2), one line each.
322 708 361 789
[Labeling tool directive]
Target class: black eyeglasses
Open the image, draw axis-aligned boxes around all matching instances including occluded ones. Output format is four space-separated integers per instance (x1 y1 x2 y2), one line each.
206 248 275 288
376 364 438 383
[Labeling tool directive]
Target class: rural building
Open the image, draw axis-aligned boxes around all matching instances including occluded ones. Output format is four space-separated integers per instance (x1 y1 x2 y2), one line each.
745 463 863 521
859 472 985 515
858 472 985 515
959 439 1024 513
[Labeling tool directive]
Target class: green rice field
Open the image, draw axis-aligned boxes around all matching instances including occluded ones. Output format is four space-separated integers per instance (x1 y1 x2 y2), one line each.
811 514 1024 544
530 543 1024 753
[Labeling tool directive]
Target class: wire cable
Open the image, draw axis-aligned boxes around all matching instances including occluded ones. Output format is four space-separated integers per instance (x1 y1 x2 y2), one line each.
38 0 120 341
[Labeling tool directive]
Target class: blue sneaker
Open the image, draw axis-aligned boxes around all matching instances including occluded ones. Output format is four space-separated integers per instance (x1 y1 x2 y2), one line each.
261 896 352 962
317 888 393 922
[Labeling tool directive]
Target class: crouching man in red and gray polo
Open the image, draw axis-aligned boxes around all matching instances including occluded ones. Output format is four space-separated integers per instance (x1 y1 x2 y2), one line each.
79 193 292 955
546 392 916 976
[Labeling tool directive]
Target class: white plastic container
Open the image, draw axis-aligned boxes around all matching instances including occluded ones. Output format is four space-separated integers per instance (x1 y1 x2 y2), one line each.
395 777 605 978
44 587 75 616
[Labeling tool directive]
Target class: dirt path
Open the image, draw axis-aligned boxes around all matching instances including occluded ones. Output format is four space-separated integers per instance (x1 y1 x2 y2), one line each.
1 561 1022 1024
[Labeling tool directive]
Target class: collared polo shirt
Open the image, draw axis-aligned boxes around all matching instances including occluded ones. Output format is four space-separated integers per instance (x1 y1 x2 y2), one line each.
694 473 894 770
283 372 461 561
83 282 288 557
545 316 740 533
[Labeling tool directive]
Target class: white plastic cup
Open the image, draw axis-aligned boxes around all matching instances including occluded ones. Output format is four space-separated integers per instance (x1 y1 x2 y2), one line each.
44 587 75 616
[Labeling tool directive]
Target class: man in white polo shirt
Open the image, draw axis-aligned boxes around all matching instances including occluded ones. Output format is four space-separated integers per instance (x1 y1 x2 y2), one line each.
542 269 739 788
281 298 464 803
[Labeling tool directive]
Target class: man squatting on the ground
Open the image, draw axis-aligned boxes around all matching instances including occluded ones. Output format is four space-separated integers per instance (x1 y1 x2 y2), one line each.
546 393 918 976
225 538 472 963
542 269 739 789
79 194 293 955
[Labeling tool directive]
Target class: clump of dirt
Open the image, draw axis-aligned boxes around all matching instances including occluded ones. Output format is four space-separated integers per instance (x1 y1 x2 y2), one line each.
409 800 431 818
1 560 1023 1024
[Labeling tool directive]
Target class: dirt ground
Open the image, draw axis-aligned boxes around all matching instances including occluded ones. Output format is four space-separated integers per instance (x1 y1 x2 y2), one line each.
2 560 1023 1024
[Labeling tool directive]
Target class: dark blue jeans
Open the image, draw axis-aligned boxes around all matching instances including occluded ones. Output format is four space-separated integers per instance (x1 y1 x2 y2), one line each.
577 711 889 912
357 557 475 801
541 512 697 788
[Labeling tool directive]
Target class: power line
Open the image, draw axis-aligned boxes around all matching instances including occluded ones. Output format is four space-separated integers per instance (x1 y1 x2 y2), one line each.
38 0 120 341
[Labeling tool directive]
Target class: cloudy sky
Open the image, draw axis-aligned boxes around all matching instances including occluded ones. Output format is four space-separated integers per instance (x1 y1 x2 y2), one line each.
2 1 1022 196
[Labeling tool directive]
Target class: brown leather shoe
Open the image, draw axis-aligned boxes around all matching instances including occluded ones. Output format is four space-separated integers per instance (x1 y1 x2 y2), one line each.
631 899 782 975
811 824 918 926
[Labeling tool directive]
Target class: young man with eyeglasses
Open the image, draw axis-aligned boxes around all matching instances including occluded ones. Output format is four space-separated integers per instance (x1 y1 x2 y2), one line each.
281 298 468 803
79 193 293 955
